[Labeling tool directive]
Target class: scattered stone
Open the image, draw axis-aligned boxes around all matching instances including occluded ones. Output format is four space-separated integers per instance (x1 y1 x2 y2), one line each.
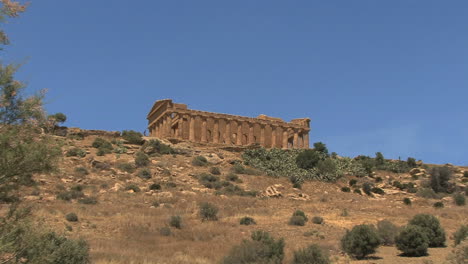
110 183 124 192
264 186 282 198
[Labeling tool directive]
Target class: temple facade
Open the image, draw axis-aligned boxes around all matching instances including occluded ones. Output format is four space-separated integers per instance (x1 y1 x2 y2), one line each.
147 99 311 149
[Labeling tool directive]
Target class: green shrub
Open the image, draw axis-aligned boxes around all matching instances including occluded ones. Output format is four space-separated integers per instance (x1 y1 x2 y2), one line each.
192 156 208 166
433 201 444 208
222 230 284 264
453 193 466 206
165 182 177 188
199 202 218 221
149 183 161 190
464 171 468 178
296 149 321 169
313 142 329 155
362 182 372 196
66 148 86 157
312 216 324 225
231 163 246 174
91 138 113 154
377 220 398 246
137 168 152 179
210 167 221 175
226 173 240 182
122 130 144 145
340 209 349 217
117 162 136 173
293 182 302 189
375 177 383 183
65 213 78 222
169 215 182 229
430 167 453 193
159 227 171 236
353 189 362 195
292 244 330 264
74 167 89 176
395 225 429 256
417 188 441 199
341 224 381 259
293 210 308 221
240 216 256 226
316 158 339 179
403 198 412 205
289 216 306 226
407 157 417 168
198 173 221 189
135 151 150 167
142 139 175 155
215 184 257 197
341 186 350 192
375 152 385 166
453 225 468 246
349 179 357 186
371 187 385 195
124 184 140 192
56 190 84 201
78 197 98 205
409 214 446 247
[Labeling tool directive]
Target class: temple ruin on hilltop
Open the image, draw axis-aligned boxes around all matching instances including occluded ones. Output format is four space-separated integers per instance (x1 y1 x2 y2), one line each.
147 99 311 149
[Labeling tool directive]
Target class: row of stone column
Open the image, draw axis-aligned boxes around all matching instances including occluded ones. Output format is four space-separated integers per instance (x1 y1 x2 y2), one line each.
150 112 309 149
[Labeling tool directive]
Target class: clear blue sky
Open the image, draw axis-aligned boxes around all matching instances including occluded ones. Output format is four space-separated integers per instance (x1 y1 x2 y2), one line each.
3 1 467 165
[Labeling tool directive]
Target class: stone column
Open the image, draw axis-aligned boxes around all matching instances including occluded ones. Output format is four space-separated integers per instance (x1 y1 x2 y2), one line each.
166 113 173 137
201 117 207 143
248 123 254 144
213 119 219 143
271 126 276 148
303 131 309 149
236 121 242 145
282 129 288 149
225 119 231 144
182 115 189 140
293 130 299 148
162 117 167 137
189 115 195 141
260 124 265 147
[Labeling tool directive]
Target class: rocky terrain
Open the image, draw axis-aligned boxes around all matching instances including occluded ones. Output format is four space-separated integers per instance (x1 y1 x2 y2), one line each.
18 128 468 264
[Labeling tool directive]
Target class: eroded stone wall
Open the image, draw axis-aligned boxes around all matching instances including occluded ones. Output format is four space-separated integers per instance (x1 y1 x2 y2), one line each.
147 99 311 149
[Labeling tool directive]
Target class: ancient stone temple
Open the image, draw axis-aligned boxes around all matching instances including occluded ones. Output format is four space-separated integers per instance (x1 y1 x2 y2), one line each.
147 99 311 149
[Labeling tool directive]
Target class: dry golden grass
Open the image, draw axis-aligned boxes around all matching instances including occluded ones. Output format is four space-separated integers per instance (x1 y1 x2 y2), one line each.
19 135 468 263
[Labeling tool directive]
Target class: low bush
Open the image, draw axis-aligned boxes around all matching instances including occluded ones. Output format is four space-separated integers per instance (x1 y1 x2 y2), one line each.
312 216 324 225
407 157 417 168
78 197 98 205
210 167 221 175
377 220 398 246
74 167 89 176
240 216 256 226
222 230 284 264
417 188 441 199
395 225 429 256
349 179 357 186
433 201 444 208
135 151 150 167
453 225 468 246
353 189 362 195
226 173 240 182
341 186 351 192
409 214 446 247
169 215 182 229
137 168 152 179
66 148 86 157
159 227 171 236
56 190 84 201
149 183 161 190
192 156 208 166
122 130 144 145
117 162 136 173
453 193 466 206
341 224 381 259
124 184 140 192
142 139 175 155
289 216 307 226
199 202 218 221
371 187 385 195
362 182 373 196
464 171 468 178
198 173 221 189
430 166 453 193
215 184 257 197
92 138 113 155
403 198 412 205
293 244 330 264
66 213 78 222
231 163 246 174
